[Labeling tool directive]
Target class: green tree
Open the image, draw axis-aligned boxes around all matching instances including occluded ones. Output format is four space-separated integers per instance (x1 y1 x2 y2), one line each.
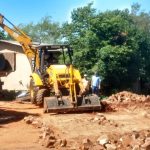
18 16 61 44
62 3 98 74
0 30 6 39
62 3 148 94
98 45 138 92
130 3 150 93
91 9 140 93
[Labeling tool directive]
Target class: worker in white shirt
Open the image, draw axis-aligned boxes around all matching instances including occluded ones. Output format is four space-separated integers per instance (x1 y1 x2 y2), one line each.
82 74 89 90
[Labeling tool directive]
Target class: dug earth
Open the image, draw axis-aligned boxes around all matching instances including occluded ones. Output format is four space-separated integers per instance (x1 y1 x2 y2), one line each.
0 91 150 150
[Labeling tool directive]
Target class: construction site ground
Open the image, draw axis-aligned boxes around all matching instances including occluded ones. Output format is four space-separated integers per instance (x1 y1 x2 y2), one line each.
0 91 150 150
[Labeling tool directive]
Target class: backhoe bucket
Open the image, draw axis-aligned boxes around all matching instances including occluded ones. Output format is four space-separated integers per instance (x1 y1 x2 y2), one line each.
43 95 102 113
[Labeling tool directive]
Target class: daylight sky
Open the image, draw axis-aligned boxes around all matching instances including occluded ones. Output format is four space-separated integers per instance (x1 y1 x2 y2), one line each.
0 0 149 25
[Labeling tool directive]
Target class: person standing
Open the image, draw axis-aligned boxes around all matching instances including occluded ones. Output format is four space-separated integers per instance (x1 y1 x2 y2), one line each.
82 74 89 89
81 74 90 97
91 72 101 95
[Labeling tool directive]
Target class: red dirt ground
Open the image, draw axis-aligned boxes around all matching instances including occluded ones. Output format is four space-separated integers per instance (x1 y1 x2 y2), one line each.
0 92 150 149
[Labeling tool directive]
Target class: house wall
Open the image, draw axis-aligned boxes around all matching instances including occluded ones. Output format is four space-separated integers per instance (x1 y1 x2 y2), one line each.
0 42 32 91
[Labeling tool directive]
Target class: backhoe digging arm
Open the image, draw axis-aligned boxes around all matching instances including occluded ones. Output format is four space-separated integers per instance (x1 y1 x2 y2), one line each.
0 14 40 70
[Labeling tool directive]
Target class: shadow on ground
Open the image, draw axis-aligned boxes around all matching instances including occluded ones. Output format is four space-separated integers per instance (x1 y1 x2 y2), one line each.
0 108 39 125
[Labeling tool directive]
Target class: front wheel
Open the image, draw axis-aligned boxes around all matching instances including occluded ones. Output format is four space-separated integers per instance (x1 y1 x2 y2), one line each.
36 89 49 107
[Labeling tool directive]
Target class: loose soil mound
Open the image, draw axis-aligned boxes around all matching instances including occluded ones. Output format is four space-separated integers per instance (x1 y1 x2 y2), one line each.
102 91 150 111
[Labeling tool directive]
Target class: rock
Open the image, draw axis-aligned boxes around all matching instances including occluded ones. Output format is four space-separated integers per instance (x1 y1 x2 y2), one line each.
49 134 56 140
132 131 140 140
145 131 150 138
145 137 150 142
141 112 150 118
81 145 89 150
93 145 104 150
115 123 118 127
60 139 67 147
132 145 140 150
54 139 62 147
31 120 39 125
42 131 50 139
93 116 100 122
117 144 122 149
82 138 93 150
38 133 42 139
96 113 102 116
24 116 34 124
82 138 90 144
141 140 150 150
93 115 107 123
45 139 56 148
120 134 132 147
39 126 45 133
131 138 144 147
24 119 32 124
105 144 117 150
99 115 107 120
31 120 42 128
99 138 109 145
145 95 150 102
97 135 109 145
44 126 51 132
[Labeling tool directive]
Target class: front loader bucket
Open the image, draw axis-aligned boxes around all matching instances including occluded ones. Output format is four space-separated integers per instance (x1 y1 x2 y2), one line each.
43 95 102 113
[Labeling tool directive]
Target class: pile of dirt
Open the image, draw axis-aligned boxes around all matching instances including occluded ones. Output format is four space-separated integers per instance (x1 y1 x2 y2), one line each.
101 91 150 111
107 91 150 103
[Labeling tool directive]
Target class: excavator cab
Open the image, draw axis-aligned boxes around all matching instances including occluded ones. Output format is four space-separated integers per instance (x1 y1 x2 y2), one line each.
30 44 102 113
36 45 71 73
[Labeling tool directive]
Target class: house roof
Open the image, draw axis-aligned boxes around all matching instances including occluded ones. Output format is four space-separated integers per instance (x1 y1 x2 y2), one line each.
0 40 70 52
0 40 21 46
0 40 40 47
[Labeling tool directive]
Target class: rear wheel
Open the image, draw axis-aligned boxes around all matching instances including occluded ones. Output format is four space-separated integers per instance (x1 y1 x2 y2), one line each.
36 89 49 107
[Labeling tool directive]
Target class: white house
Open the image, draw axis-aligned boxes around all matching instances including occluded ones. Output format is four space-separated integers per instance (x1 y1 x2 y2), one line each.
0 40 32 91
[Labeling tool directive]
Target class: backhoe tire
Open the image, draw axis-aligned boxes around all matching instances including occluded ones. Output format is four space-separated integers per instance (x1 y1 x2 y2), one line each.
36 89 49 107
30 79 37 104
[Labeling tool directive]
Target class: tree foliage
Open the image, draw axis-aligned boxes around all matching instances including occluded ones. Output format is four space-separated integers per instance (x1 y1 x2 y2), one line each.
98 45 138 90
0 30 6 40
18 16 61 44
61 3 150 94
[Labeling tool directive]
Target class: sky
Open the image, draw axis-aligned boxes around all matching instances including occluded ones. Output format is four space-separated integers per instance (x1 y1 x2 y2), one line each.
0 0 149 25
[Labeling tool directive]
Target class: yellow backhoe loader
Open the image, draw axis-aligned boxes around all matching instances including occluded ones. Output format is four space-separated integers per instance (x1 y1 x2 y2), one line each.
0 14 101 113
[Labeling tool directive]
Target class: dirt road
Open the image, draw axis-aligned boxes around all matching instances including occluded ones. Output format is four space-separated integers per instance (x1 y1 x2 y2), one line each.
0 101 47 150
0 93 150 149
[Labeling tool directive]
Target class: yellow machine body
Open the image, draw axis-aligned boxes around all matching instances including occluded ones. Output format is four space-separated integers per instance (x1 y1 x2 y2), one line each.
31 73 43 86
